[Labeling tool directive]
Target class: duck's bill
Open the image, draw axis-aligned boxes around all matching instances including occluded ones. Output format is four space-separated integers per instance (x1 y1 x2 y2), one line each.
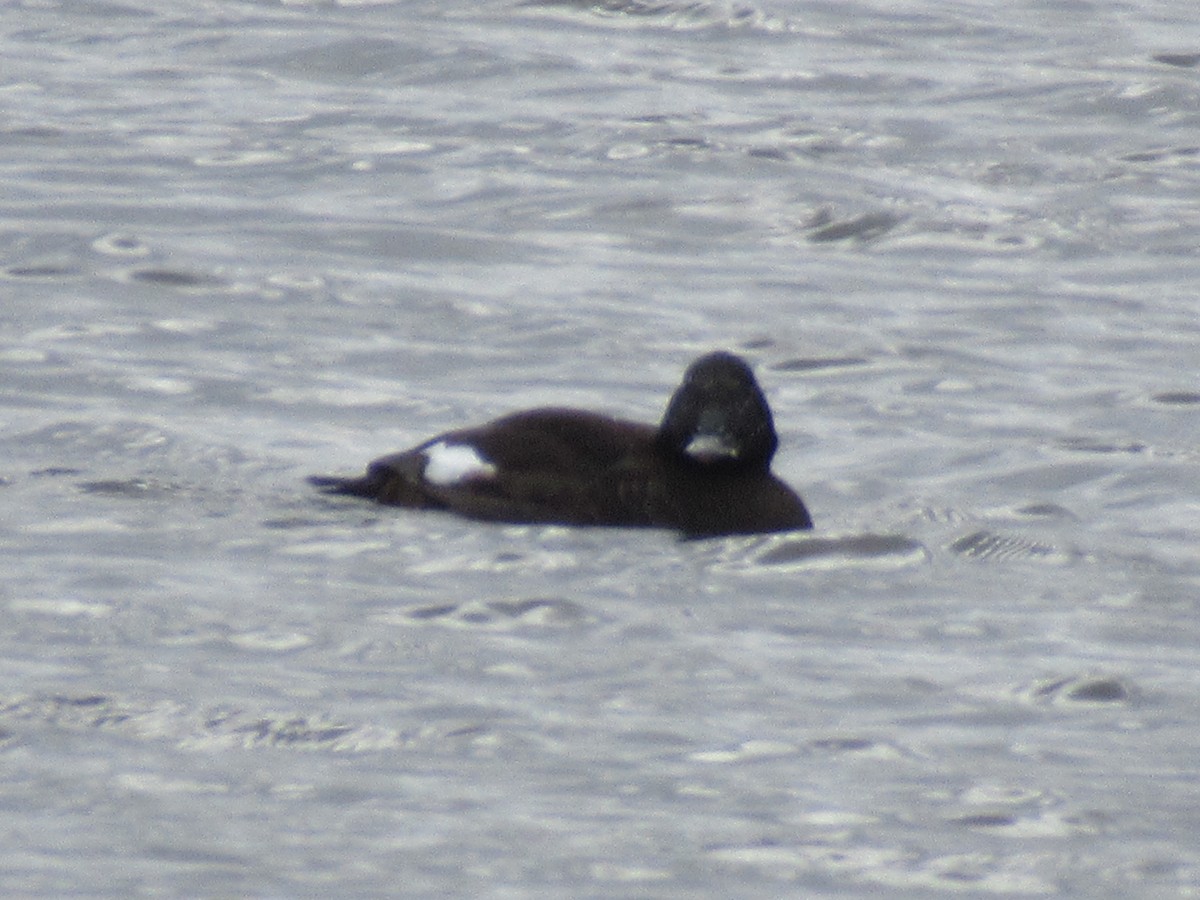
684 433 740 463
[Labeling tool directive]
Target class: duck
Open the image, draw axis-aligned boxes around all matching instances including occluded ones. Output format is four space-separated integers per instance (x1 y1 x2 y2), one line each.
309 350 812 538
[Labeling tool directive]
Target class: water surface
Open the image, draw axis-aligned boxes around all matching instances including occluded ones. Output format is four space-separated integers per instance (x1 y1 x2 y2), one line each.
2 0 1199 895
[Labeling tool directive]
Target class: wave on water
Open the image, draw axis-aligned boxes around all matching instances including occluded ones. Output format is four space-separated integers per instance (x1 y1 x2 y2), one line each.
519 0 790 31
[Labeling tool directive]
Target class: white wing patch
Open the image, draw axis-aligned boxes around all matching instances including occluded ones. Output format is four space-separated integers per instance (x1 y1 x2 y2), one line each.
422 441 497 486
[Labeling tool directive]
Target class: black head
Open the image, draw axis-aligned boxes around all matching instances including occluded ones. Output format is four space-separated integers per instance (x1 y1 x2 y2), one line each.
657 351 779 470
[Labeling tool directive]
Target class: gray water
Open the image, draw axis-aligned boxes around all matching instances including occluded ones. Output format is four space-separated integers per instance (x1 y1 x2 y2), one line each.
3 0 1199 895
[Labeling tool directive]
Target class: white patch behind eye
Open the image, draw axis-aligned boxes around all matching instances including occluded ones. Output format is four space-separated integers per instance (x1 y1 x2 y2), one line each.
422 441 497 486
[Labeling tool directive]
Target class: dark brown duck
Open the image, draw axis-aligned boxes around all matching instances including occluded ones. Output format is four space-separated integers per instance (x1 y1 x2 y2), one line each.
310 351 812 538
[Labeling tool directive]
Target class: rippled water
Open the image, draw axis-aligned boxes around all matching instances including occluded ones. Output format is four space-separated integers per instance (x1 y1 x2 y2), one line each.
2 0 1199 895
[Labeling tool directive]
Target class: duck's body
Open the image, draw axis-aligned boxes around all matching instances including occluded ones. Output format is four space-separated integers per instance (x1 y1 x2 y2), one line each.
310 352 812 538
